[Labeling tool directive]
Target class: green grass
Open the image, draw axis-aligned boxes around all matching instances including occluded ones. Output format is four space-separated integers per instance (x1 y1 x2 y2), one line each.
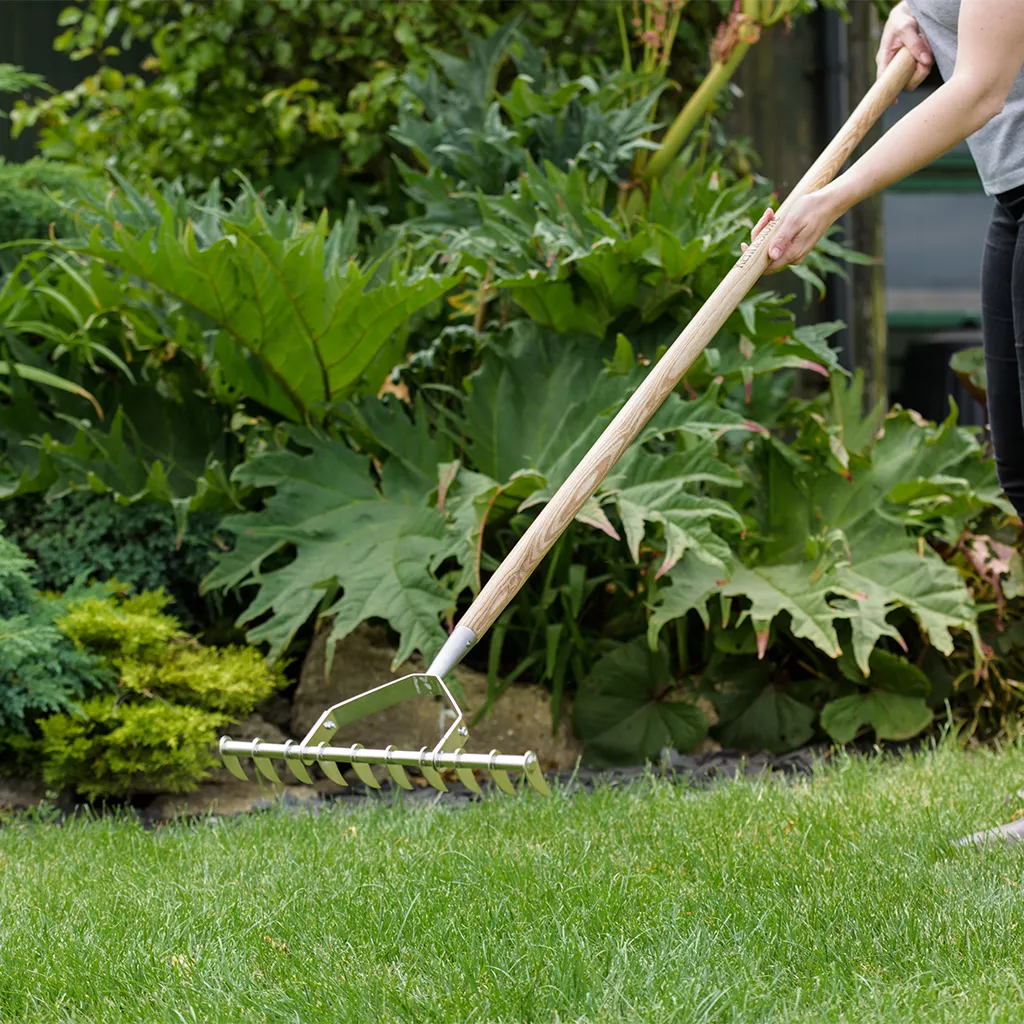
3 743 1024 1022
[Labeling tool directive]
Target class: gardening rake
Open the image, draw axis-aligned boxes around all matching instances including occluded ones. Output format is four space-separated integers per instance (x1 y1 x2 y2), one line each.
219 48 917 797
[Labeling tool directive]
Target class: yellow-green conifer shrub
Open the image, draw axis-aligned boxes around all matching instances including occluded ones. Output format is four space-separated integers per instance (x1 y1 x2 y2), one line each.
57 588 183 662
40 587 287 799
39 698 228 799
119 644 285 718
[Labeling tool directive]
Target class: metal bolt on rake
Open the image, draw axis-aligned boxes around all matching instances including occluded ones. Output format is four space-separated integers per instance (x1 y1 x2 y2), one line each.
219 634 551 797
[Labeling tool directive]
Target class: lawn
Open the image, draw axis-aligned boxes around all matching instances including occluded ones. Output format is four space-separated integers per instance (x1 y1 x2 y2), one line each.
3 743 1024 1023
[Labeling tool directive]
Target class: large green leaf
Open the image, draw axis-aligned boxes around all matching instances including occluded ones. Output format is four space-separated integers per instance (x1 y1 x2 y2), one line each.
836 520 978 671
454 328 752 580
716 687 816 754
601 445 741 574
838 646 931 697
820 690 933 745
460 328 617 489
61 181 458 421
204 423 455 667
721 561 850 660
573 637 707 766
741 398 983 672
647 551 731 646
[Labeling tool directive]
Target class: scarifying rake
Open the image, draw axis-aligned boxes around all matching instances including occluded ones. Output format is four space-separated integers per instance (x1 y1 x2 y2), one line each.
219 48 917 797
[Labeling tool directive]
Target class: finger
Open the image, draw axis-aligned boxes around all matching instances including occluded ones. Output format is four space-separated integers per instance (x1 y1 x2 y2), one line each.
766 230 797 273
908 62 931 90
898 26 932 70
876 37 897 71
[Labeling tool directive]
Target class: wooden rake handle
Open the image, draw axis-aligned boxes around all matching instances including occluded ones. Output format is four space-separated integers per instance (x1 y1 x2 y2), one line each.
459 48 917 642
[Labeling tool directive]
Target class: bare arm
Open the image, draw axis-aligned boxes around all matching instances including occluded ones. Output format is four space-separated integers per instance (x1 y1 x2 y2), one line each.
749 0 1024 271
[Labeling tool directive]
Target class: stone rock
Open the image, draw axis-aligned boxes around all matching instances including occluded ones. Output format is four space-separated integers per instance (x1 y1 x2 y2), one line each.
293 623 583 771
143 779 333 822
252 692 294 733
223 712 288 745
0 777 47 811
953 816 1024 848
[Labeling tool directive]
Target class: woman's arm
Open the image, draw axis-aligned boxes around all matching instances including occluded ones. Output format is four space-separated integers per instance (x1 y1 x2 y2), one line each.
747 0 1024 272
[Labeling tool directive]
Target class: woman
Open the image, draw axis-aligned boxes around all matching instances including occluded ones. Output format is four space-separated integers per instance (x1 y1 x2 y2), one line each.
746 0 1024 517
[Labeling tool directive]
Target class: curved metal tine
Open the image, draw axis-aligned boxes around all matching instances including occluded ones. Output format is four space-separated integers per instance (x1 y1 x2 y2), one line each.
453 749 482 795
220 738 250 782
349 744 381 790
283 741 314 784
384 745 413 791
314 743 347 786
522 752 551 797
487 750 517 796
417 747 448 793
251 739 282 783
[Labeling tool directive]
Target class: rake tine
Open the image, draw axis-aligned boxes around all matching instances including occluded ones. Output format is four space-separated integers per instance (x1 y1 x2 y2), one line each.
417 746 448 793
453 749 483 795
348 743 381 790
282 740 314 784
314 742 347 786
522 752 551 797
251 739 283 783
219 738 250 781
384 745 414 791
219 737 552 797
487 749 517 795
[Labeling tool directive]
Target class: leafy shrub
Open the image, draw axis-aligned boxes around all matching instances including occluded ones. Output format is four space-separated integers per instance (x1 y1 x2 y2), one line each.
0 159 81 243
17 6 992 771
38 587 286 798
0 66 92 259
5 492 220 623
118 643 283 719
0 532 113 735
12 1 630 208
39 697 227 799
58 589 182 663
0 177 455 519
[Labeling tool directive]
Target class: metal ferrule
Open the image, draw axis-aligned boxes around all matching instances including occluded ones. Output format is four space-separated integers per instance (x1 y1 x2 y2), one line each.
426 623 477 679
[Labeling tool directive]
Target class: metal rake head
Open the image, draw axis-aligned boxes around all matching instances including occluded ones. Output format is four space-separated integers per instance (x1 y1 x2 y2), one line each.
218 672 551 797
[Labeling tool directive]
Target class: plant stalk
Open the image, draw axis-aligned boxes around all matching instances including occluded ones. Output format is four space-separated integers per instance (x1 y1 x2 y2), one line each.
641 38 751 184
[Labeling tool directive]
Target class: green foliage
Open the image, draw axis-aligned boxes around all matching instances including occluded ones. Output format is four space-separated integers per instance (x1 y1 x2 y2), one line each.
119 643 283 718
392 25 662 196
0 533 113 735
57 178 458 423
38 697 227 799
58 589 183 663
4 6 1010 768
204 418 453 669
0 178 456 518
0 69 94 262
643 375 1000 755
35 586 284 798
572 637 707 766
13 1 628 208
0 159 87 249
4 492 219 621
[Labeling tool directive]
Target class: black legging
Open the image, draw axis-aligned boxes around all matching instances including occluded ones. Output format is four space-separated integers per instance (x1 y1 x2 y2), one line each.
982 181 1024 518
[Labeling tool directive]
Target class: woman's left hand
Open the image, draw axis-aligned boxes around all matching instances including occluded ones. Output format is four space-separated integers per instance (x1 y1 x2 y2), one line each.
740 188 843 273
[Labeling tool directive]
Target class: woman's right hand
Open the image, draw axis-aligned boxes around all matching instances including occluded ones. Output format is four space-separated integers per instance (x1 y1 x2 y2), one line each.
877 0 934 90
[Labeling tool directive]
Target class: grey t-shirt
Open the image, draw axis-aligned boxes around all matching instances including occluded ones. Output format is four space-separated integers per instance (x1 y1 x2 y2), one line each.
907 0 1024 195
